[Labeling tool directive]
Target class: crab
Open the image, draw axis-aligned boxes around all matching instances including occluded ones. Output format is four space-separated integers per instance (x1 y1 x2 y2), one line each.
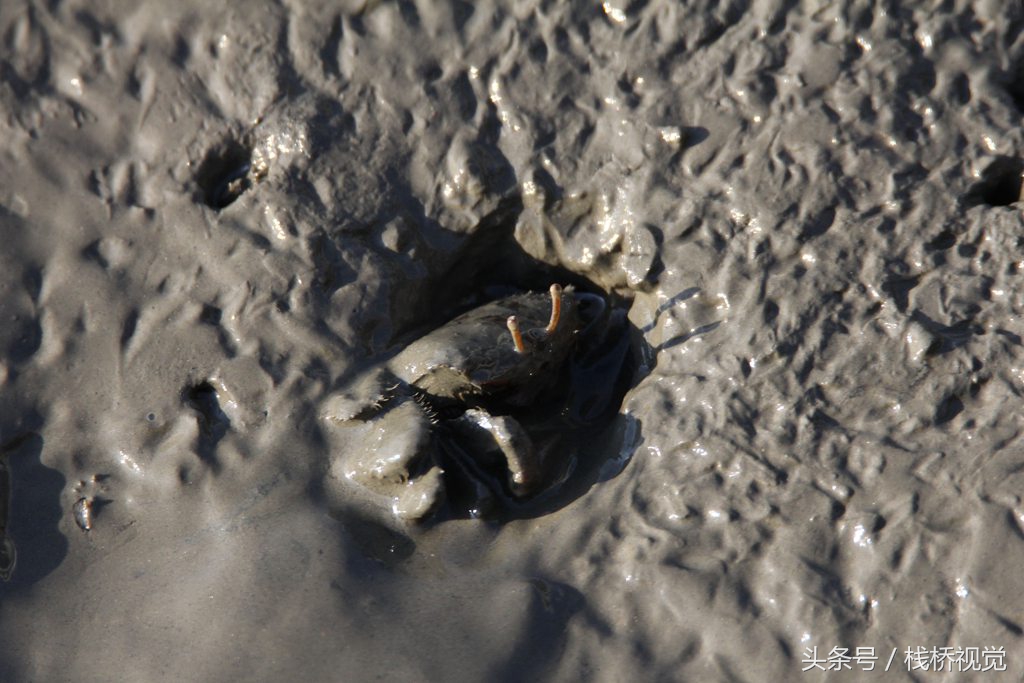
327 284 601 520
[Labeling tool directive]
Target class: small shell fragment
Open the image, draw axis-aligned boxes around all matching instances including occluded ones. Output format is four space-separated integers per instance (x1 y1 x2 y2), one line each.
73 497 93 531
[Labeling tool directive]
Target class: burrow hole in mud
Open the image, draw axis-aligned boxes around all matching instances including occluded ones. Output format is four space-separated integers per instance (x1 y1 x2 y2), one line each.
966 157 1024 207
182 381 230 464
927 230 957 251
378 230 651 520
194 138 255 210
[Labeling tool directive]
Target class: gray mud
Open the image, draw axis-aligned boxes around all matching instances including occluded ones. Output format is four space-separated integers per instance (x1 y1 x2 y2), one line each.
3 1 1024 681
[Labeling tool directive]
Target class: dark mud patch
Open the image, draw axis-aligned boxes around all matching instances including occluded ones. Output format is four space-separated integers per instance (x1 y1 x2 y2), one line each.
0 432 66 591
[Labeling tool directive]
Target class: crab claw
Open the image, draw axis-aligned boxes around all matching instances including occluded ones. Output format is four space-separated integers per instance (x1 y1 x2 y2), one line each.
545 284 563 335
507 315 527 353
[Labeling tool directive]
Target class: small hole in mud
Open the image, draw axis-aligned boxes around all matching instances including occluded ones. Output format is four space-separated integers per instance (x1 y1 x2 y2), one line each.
927 230 956 250
966 157 1024 207
934 394 964 425
195 139 255 210
199 304 222 325
182 380 230 469
1003 61 1024 112
183 381 230 435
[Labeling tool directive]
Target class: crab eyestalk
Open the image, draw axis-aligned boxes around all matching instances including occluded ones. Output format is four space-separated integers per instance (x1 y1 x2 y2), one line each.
545 284 562 335
507 315 527 353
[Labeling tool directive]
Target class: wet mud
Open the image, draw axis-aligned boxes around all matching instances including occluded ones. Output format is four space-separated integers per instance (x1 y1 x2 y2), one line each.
2 1 1024 681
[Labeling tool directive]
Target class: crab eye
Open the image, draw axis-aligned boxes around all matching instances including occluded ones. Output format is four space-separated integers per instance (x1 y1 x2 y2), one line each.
506 316 527 353
545 284 563 335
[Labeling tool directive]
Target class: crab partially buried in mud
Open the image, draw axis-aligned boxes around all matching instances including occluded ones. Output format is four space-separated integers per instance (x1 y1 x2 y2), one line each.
327 284 607 520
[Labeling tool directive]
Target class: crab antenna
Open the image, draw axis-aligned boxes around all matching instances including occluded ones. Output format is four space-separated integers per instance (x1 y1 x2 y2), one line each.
545 284 563 335
507 316 527 353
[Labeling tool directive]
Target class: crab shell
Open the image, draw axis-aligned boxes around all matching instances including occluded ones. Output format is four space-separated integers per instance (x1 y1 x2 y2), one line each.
389 286 580 408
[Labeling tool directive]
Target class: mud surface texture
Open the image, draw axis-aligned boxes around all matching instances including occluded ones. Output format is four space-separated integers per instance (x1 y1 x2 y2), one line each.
2 1 1024 681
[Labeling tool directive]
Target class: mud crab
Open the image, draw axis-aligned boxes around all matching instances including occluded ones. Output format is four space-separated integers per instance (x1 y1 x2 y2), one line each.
328 284 605 520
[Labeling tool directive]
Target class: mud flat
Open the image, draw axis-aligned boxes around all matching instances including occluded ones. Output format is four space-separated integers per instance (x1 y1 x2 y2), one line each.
2 1 1024 680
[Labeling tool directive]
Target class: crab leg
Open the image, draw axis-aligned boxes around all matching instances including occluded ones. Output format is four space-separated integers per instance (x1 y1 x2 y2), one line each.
545 284 562 335
507 316 527 353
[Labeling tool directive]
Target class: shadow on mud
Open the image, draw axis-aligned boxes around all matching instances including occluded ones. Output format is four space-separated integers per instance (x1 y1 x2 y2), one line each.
0 431 67 593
